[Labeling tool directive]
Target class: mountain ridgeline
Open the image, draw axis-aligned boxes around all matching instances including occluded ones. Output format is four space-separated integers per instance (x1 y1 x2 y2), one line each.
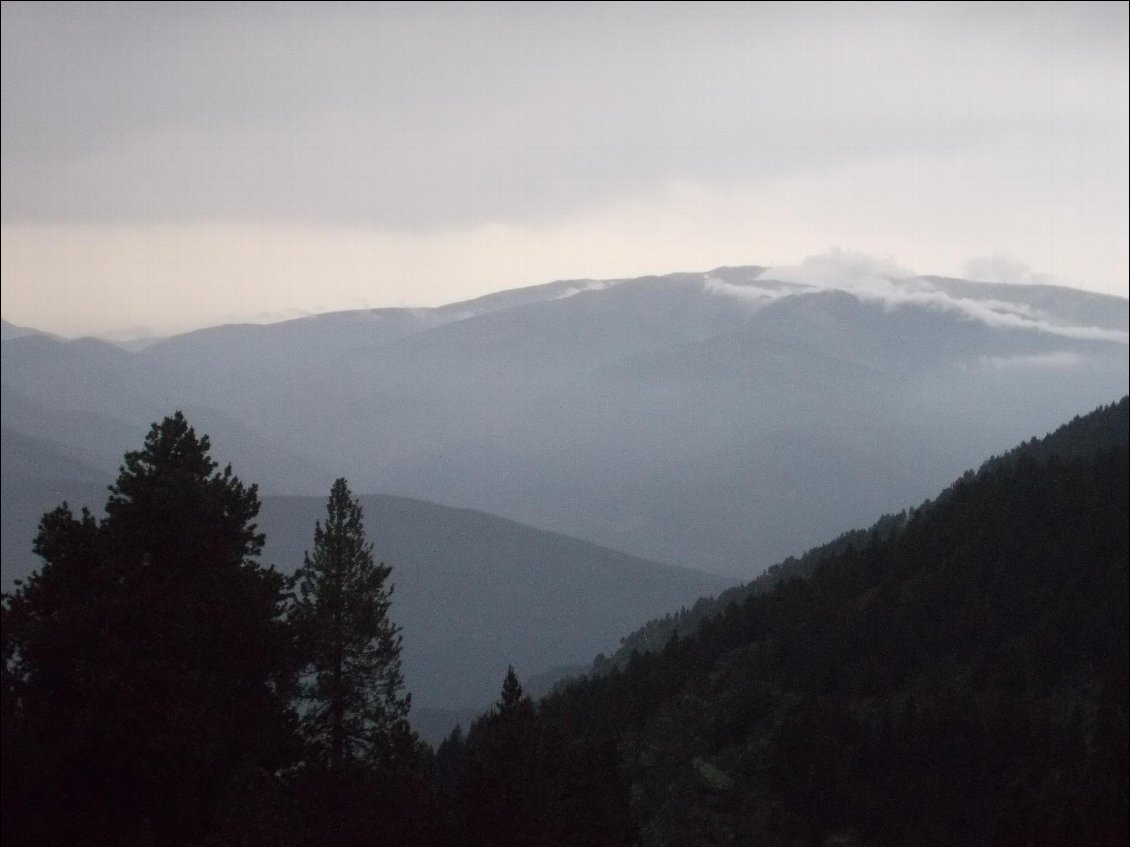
3 268 1127 577
531 398 1129 845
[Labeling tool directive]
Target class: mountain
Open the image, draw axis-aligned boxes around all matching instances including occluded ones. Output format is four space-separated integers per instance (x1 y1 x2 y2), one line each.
0 381 337 496
0 428 112 592
3 266 1127 577
0 318 51 342
540 398 1130 845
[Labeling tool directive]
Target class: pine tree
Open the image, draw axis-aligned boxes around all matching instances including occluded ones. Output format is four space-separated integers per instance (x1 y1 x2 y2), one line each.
1 412 298 847
498 665 532 717
292 478 410 768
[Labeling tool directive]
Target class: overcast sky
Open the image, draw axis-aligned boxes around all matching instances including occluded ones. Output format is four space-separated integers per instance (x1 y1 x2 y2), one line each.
2 2 1127 337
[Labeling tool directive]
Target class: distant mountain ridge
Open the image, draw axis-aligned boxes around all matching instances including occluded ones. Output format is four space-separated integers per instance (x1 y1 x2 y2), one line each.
0 318 52 342
3 265 1127 576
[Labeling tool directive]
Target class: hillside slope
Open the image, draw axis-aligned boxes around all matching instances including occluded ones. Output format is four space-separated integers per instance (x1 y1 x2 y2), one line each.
542 399 1129 845
600 396 1130 667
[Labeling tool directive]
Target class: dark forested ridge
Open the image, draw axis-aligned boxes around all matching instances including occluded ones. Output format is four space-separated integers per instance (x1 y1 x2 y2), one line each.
2 399 1127 845
538 397 1129 845
600 396 1129 669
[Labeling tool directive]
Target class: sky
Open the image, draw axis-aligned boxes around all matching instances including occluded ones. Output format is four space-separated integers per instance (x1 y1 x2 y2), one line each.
2 2 1127 338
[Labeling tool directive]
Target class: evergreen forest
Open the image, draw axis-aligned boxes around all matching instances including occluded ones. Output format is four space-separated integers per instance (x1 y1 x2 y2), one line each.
2 399 1127 846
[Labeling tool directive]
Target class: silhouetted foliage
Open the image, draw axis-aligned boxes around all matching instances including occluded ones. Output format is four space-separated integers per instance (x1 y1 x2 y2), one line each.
291 477 412 769
1 412 298 846
284 478 438 846
448 667 636 847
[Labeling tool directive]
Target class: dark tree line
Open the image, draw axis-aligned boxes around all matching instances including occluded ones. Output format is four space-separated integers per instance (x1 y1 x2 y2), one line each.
3 400 1128 845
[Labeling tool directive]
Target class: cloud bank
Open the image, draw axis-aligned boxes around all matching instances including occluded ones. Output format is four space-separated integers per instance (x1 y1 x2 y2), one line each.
2 4 1126 231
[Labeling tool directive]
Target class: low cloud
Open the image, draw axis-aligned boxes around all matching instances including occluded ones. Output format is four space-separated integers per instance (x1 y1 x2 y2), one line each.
868 286 1128 343
963 255 1062 287
553 280 612 300
757 248 915 292
701 275 801 305
739 249 1130 345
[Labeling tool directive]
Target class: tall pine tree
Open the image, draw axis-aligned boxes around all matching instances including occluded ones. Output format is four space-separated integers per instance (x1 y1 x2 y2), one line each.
1 412 298 847
292 478 411 768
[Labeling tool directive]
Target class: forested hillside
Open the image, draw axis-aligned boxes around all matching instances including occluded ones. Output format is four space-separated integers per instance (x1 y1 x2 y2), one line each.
601 397 1129 668
534 398 1129 845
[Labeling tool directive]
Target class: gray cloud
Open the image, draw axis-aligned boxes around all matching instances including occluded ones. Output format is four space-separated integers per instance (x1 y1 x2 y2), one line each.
2 2 1126 229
